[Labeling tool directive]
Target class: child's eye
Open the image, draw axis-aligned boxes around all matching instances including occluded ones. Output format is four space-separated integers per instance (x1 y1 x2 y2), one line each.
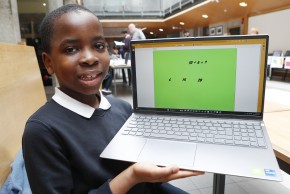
65 47 78 54
94 43 107 51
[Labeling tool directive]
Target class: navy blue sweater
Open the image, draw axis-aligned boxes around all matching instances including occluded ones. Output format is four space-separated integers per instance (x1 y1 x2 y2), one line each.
22 96 154 194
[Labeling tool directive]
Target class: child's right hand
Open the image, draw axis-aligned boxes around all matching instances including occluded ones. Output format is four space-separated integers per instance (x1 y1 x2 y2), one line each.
109 161 204 194
130 161 204 183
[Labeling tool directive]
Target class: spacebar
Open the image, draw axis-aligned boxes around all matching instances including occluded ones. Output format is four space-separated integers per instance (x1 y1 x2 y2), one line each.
149 133 188 141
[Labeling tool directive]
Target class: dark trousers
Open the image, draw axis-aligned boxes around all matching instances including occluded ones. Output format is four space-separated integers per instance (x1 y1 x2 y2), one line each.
102 67 113 89
122 52 131 85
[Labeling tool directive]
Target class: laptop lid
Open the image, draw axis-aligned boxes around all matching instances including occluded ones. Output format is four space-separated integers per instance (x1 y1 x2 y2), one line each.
130 35 268 120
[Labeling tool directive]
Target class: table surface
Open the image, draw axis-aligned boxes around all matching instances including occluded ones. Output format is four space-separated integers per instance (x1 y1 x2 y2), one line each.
264 100 290 165
110 59 131 68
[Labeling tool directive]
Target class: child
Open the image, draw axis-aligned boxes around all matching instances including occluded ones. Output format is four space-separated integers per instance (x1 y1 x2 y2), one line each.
22 4 203 194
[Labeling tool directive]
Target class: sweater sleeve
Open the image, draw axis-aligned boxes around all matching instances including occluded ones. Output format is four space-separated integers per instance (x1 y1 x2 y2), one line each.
22 120 113 194
88 180 112 194
23 120 73 194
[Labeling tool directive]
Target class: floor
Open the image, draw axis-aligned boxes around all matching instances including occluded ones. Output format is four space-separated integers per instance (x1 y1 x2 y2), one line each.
45 75 290 194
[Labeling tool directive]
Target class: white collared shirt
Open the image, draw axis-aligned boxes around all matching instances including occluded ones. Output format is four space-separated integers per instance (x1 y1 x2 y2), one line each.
52 87 111 118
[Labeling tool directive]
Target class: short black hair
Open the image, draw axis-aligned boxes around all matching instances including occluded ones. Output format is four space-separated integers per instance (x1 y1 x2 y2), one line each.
183 30 189 33
121 30 127 34
39 4 98 53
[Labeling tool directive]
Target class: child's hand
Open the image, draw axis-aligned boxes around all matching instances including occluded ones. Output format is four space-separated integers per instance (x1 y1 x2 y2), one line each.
130 162 204 183
109 161 204 194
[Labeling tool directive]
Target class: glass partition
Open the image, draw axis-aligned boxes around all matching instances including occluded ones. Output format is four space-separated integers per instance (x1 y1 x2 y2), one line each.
84 0 205 19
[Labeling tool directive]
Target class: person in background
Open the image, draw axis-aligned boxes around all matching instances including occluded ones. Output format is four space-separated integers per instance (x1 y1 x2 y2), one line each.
101 68 113 95
102 46 120 95
121 30 132 85
183 30 190 37
121 30 131 64
249 27 259 35
22 4 204 194
128 23 146 40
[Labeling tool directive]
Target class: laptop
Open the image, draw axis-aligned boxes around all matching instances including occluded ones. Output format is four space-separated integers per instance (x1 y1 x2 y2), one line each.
101 35 282 181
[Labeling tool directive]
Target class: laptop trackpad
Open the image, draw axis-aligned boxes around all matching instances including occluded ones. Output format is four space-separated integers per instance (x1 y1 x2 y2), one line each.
138 139 196 167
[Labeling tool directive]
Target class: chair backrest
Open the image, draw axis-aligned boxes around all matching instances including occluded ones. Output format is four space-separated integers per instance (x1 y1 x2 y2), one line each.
0 43 47 187
273 50 283 56
284 50 290 57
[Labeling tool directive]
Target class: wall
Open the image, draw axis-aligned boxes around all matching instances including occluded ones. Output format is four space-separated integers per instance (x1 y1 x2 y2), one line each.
209 19 242 36
249 8 290 54
17 0 47 13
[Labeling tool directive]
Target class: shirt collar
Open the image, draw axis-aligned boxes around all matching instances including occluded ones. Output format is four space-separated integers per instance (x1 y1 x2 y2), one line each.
52 87 111 118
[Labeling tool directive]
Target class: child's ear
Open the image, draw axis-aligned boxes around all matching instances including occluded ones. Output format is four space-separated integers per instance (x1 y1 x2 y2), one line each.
42 52 54 75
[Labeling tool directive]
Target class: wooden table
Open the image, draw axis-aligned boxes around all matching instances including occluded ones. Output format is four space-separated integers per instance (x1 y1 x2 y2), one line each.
263 100 290 174
214 100 290 194
264 106 290 174
264 100 290 113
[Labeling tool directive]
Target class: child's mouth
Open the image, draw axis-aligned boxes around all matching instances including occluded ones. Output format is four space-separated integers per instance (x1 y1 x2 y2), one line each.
80 73 99 81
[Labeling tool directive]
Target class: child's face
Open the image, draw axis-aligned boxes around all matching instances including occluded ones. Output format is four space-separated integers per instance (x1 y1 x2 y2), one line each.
43 11 110 99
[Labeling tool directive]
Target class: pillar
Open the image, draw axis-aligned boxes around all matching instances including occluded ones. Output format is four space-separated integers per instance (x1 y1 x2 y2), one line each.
0 0 21 44
242 16 249 35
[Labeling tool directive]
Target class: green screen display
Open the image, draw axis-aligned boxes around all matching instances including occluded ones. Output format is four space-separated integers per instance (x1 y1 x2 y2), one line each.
153 48 237 111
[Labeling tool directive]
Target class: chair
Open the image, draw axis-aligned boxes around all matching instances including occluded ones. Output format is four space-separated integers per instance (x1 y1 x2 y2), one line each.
272 50 283 56
267 53 273 78
269 50 284 80
0 43 47 188
282 50 290 80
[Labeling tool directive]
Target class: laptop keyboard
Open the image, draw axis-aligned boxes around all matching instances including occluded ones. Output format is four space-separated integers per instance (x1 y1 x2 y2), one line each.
122 115 267 149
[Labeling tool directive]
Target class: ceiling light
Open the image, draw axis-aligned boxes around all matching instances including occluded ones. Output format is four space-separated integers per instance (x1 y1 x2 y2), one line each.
180 22 185 25
159 28 163 31
172 26 181 30
202 14 208 18
239 2 247 7
43 3 46 6
150 32 154 34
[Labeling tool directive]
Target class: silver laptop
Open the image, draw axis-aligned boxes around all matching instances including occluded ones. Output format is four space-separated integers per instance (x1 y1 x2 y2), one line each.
101 35 282 181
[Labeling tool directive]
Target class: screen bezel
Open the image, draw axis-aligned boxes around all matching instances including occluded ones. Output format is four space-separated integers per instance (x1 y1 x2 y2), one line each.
130 35 269 120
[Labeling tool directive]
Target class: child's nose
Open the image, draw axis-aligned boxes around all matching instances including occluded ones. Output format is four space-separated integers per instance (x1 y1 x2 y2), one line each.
80 48 98 66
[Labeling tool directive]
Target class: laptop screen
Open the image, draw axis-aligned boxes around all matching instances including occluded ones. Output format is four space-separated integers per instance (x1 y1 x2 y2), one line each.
130 35 268 119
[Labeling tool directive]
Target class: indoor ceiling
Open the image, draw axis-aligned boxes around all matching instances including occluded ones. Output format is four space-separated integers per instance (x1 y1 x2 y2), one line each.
18 0 290 38
99 0 290 37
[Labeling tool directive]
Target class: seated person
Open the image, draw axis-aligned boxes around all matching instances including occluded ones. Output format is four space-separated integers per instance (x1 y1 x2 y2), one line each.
102 67 113 95
101 46 120 95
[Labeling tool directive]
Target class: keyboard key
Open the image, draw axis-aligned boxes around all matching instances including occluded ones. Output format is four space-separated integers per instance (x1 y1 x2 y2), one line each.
255 130 263 138
225 140 234 145
257 138 266 147
122 131 129 135
136 132 143 136
215 139 225 144
189 136 197 141
197 137 205 142
150 133 188 141
206 138 214 143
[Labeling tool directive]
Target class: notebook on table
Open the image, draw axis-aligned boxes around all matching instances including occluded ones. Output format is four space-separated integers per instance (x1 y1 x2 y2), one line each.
101 35 282 181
